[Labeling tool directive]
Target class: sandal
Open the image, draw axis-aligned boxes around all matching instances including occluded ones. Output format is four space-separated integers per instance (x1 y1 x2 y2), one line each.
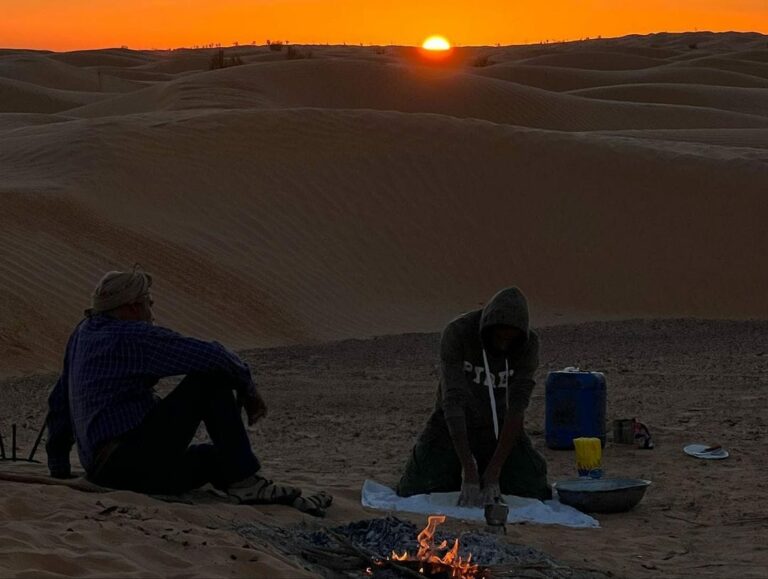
226 475 302 505
292 491 334 517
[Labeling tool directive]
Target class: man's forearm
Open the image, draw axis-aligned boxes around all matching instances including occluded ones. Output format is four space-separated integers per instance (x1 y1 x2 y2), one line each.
446 416 478 477
484 412 524 480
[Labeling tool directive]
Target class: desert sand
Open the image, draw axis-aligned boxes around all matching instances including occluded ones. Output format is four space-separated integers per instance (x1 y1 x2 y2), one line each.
1 321 767 577
0 31 767 577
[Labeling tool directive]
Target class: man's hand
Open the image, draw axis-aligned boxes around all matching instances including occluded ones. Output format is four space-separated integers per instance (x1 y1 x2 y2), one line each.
480 463 503 504
480 481 502 505
457 460 482 507
239 390 268 425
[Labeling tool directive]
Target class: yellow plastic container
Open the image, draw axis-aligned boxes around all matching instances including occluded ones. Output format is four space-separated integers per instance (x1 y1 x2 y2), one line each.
573 437 603 478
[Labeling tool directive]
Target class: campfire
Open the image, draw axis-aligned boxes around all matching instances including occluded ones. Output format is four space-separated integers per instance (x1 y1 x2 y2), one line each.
384 515 483 578
235 515 610 578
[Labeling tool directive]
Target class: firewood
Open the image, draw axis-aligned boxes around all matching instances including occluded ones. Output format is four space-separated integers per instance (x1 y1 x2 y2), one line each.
324 528 426 579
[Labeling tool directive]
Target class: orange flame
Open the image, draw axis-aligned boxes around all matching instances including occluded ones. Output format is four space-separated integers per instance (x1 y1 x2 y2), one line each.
389 515 480 578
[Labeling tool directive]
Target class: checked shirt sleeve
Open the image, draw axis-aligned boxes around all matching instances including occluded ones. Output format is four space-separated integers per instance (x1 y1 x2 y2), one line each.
139 325 257 396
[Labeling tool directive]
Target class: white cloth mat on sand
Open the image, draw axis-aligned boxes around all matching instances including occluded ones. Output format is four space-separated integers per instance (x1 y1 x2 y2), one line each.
361 480 599 529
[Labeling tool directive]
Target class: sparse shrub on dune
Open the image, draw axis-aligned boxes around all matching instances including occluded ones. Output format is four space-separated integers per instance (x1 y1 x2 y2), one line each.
209 49 244 70
472 54 493 67
267 40 284 52
286 46 312 60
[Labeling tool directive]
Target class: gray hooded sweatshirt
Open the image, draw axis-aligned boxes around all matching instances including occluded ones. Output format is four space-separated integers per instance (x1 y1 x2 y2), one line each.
426 287 539 440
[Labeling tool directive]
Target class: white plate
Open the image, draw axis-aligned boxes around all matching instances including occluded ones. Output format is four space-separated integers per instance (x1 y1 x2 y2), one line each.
683 443 729 460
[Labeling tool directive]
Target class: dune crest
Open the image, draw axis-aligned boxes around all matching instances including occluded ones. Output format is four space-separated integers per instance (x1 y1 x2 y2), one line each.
0 31 766 374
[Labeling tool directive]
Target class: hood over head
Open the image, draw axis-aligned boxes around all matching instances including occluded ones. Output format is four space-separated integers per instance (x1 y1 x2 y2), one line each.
479 287 530 347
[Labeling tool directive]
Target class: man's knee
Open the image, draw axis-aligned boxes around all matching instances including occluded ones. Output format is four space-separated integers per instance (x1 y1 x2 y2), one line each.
397 442 461 497
179 372 239 400
396 478 419 497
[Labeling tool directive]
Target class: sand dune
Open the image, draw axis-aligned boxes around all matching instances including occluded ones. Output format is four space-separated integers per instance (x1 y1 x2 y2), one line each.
0 32 767 579
726 49 768 63
135 53 218 74
0 54 140 93
625 31 767 50
241 52 300 64
512 44 684 60
570 83 768 117
67 59 768 131
0 113 72 132
670 55 768 79
516 51 668 70
1 106 766 373
473 63 768 91
0 32 766 376
82 66 176 83
0 78 104 113
49 48 157 68
595 128 768 149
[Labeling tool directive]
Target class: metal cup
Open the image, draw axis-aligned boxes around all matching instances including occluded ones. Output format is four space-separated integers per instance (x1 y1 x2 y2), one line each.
484 502 509 534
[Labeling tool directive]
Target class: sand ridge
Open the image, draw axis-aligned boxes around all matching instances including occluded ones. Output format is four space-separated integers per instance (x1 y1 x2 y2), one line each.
0 31 766 376
49 48 158 68
0 54 141 93
475 63 768 91
65 58 768 131
569 83 768 117
515 50 670 70
0 77 105 114
594 128 768 149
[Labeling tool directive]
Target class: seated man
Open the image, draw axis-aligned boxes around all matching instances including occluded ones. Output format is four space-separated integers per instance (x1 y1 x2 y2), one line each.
397 287 551 506
46 267 303 505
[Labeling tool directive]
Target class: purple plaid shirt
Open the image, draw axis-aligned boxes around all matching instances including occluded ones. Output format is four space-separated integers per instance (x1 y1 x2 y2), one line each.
46 315 256 475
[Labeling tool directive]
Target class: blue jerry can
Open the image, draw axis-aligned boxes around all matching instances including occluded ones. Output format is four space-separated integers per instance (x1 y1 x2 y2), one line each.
545 369 606 450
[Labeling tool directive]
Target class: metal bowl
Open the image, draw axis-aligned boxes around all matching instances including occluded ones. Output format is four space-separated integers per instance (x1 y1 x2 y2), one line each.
553 478 651 513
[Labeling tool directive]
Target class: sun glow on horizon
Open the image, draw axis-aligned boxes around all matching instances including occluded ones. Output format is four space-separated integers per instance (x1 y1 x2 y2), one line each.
422 35 452 51
2 1 767 52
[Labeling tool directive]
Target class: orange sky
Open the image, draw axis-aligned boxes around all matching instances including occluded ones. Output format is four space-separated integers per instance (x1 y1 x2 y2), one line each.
2 0 767 51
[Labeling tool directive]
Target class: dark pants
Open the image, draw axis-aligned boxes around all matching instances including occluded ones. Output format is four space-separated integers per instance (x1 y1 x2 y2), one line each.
397 426 552 501
90 372 260 494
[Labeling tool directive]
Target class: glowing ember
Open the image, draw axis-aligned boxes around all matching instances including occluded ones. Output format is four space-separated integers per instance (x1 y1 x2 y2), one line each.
389 515 480 578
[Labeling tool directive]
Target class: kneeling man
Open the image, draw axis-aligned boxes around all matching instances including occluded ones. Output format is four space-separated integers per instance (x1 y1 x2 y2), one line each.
397 287 551 506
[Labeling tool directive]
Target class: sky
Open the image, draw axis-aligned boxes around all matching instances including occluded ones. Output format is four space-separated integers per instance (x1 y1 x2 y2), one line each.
2 0 767 51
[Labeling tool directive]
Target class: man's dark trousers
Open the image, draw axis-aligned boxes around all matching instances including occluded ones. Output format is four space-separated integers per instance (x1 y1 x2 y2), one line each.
91 372 260 494
397 425 551 500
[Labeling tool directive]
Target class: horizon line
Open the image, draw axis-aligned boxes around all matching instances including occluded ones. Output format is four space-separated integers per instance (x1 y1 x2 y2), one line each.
2 29 766 53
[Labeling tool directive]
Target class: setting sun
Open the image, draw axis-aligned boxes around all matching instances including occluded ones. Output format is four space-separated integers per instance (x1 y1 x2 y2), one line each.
422 35 451 51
